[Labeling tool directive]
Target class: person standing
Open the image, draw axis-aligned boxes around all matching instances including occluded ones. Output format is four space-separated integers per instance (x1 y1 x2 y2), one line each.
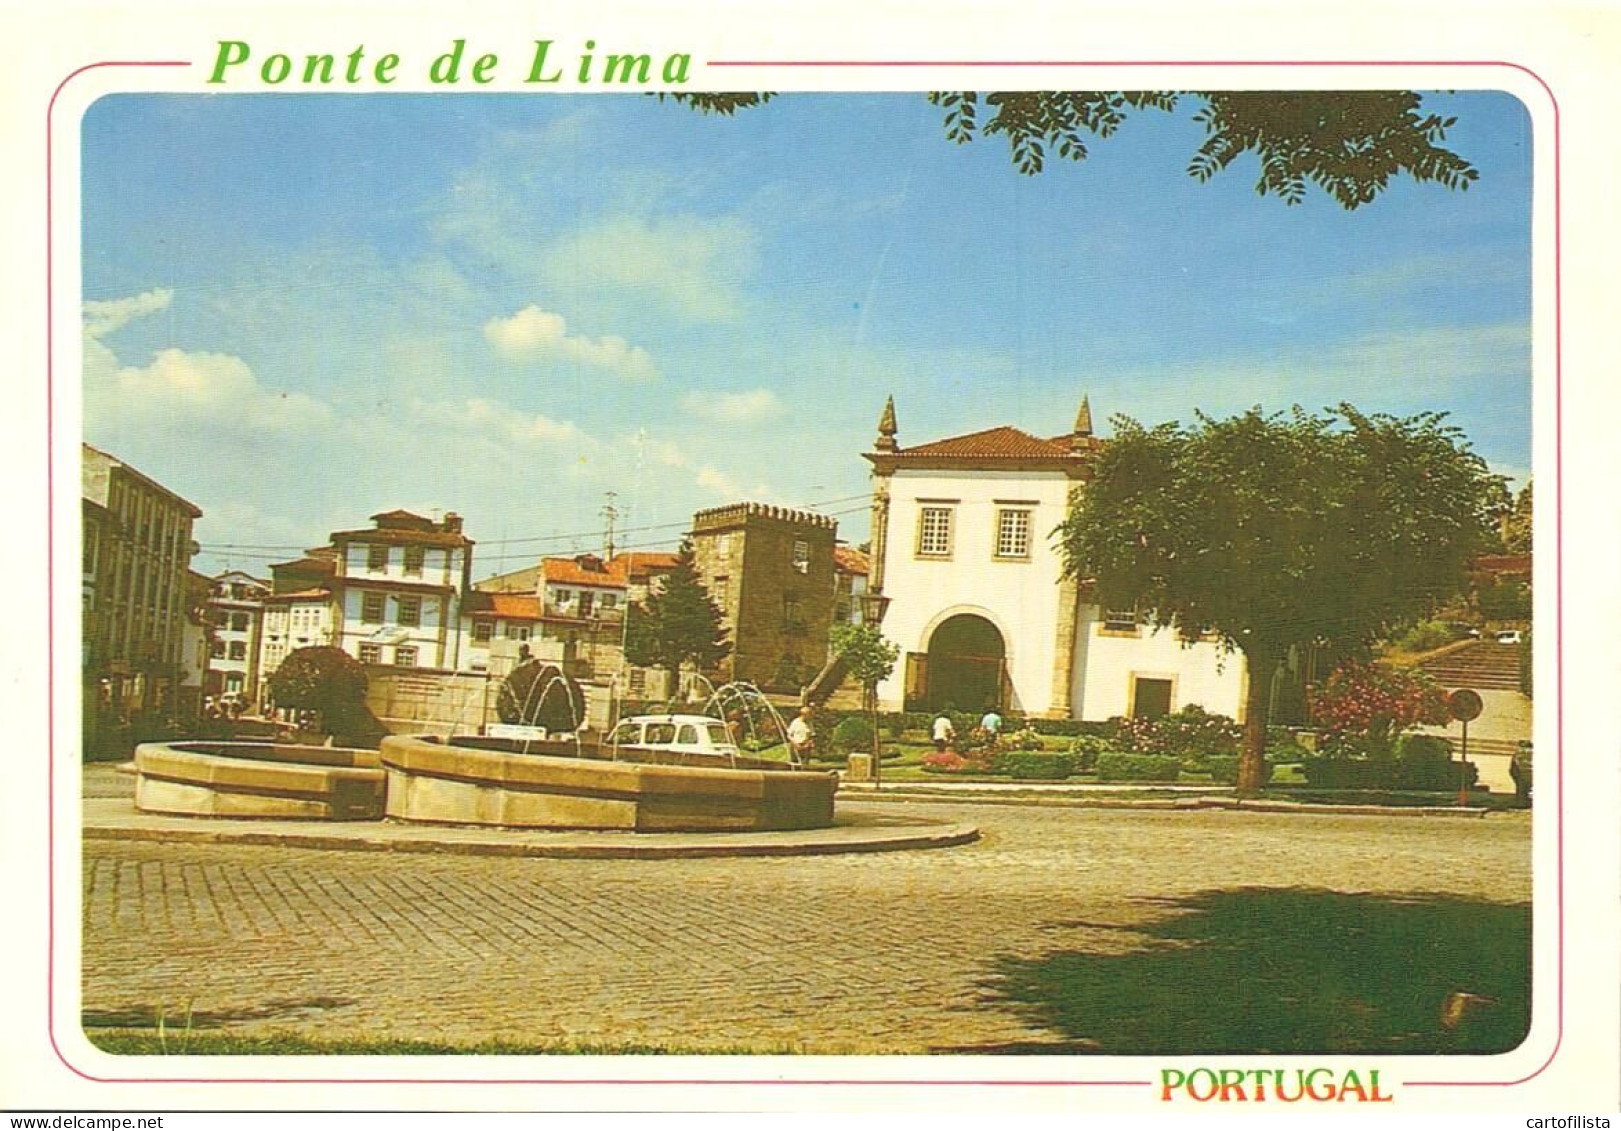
980 705 1003 738
932 712 957 753
786 706 816 764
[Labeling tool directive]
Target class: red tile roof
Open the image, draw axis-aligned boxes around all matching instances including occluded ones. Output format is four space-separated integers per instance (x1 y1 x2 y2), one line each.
331 527 471 547
543 557 626 589
891 425 1074 460
611 551 680 579
464 592 542 619
833 545 870 576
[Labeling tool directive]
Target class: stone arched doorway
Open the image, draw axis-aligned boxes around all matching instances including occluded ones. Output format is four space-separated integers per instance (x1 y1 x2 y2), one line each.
917 613 1008 713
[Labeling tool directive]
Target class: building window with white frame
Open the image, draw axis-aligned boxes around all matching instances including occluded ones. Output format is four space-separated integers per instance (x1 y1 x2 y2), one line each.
358 643 382 664
472 620 494 643
394 645 417 668
396 594 422 627
361 591 385 624
792 539 810 574
917 506 954 558
995 508 1032 560
366 544 389 572
403 545 425 576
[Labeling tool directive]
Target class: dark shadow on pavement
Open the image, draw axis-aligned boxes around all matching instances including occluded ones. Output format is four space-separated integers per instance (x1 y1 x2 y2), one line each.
974 887 1530 1055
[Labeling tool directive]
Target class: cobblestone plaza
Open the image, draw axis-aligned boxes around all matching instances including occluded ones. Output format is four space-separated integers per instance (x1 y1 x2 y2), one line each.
80 768 1532 1054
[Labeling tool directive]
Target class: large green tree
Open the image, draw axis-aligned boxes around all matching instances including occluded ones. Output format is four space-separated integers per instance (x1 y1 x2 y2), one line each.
669 91 1477 209
266 646 386 747
623 538 730 697
1057 405 1498 794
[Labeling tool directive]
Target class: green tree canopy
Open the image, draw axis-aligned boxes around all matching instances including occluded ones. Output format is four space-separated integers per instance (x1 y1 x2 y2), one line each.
623 538 730 692
669 90 1477 210
830 622 900 693
266 646 386 747
1057 404 1498 793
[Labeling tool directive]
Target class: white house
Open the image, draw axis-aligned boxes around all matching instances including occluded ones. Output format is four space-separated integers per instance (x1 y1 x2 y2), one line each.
329 509 473 670
206 570 270 702
865 396 1246 721
257 587 337 707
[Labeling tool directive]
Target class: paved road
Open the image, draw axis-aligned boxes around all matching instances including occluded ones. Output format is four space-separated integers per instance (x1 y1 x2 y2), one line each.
81 768 1531 1053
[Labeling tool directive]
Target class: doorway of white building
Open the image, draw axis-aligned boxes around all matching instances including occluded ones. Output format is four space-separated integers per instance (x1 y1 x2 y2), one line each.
910 613 1008 714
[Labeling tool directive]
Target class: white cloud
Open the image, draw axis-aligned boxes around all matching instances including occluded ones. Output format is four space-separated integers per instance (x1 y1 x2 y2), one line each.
413 395 596 450
696 465 776 503
84 339 330 434
543 214 758 322
83 288 172 338
682 388 784 424
483 304 660 381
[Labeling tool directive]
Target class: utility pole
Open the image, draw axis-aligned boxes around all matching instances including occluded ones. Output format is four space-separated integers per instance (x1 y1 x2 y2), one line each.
601 491 619 560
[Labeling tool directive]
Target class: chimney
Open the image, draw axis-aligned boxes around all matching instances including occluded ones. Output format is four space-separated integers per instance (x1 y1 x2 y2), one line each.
442 512 463 534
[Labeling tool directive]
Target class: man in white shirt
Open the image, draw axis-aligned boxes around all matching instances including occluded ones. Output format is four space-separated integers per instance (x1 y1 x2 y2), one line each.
932 713 956 752
787 706 815 763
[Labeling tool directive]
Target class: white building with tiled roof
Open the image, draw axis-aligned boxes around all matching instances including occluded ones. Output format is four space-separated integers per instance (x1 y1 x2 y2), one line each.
865 396 1246 722
329 509 473 670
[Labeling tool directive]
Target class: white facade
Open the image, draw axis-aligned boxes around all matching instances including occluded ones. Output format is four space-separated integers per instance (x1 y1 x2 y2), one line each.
329 511 473 671
867 407 1246 722
258 591 336 705
206 571 269 700
874 466 1078 715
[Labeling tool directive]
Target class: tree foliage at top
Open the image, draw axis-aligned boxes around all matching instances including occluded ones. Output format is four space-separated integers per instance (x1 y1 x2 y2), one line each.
1057 404 1499 792
267 646 367 713
667 90 1477 210
266 645 386 747
623 539 730 685
830 622 900 692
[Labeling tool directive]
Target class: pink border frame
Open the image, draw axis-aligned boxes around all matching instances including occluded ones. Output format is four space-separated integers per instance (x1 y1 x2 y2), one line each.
47 58 1560 1096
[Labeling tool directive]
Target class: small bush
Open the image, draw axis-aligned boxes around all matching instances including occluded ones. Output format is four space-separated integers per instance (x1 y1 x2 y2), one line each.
1004 725 1044 751
1094 752 1183 782
1299 757 1398 790
1067 734 1110 771
1397 619 1460 652
831 715 874 753
990 751 1076 780
1394 734 1478 791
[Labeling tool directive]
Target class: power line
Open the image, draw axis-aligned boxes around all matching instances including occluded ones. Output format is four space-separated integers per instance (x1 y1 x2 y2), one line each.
195 492 874 554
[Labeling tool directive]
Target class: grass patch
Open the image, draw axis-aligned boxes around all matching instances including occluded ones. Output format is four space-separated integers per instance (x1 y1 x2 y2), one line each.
85 1029 807 1056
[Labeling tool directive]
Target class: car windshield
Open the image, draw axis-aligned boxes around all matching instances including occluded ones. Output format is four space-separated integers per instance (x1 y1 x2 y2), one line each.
643 723 677 745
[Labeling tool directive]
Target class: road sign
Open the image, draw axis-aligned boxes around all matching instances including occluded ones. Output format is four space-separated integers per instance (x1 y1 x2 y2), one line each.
1448 688 1484 722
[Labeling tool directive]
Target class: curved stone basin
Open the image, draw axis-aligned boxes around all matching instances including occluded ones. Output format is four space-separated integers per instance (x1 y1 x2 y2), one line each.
381 734 837 832
133 741 385 820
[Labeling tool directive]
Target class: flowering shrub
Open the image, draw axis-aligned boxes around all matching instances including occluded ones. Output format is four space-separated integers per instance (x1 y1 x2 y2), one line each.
1005 726 1044 751
1308 663 1449 756
1067 734 1111 771
921 749 975 774
1107 705 1242 757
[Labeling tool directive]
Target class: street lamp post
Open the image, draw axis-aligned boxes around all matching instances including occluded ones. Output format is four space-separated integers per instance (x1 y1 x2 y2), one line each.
857 590 893 789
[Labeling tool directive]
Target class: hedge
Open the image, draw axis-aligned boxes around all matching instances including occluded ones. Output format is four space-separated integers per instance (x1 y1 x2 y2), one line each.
989 751 1077 780
1094 753 1183 782
1201 755 1275 786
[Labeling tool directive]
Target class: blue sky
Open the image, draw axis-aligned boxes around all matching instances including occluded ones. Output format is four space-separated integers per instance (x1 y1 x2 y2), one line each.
80 91 1532 578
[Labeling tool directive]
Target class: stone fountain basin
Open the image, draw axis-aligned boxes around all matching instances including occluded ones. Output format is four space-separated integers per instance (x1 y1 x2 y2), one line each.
381 734 837 832
132 741 386 820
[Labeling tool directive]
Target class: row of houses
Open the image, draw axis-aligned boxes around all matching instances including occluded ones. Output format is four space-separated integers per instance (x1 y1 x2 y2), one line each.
82 460 876 731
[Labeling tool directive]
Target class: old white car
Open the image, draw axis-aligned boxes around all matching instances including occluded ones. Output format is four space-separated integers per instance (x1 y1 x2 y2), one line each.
607 714 740 758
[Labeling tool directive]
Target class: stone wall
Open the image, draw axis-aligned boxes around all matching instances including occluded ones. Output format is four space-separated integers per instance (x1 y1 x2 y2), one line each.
366 667 616 736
